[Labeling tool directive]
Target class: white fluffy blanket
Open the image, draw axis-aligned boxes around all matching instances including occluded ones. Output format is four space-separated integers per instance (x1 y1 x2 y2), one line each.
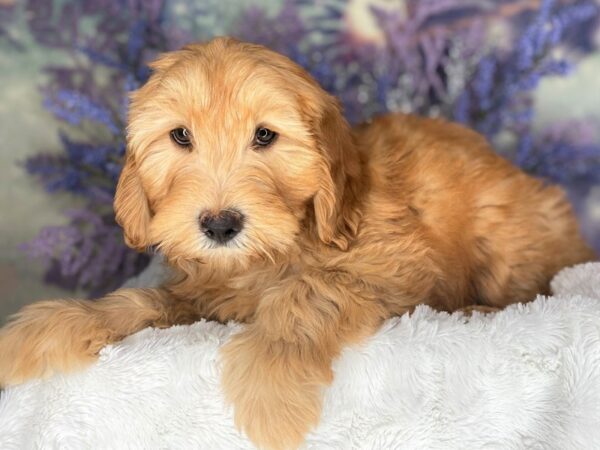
1 263 599 449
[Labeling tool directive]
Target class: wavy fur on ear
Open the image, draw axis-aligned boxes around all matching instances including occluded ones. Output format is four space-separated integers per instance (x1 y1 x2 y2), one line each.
308 94 364 251
113 153 152 251
113 52 182 252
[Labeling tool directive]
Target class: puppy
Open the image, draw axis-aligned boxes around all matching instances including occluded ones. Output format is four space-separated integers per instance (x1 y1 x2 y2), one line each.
0 37 595 449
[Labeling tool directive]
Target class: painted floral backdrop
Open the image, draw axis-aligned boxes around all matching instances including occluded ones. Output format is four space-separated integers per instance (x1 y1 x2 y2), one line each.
1 0 599 298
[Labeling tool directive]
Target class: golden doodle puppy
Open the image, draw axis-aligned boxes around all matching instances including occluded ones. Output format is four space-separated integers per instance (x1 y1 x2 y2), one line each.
0 37 596 449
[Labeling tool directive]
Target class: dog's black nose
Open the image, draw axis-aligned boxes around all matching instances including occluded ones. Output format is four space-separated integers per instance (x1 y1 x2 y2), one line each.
199 210 244 244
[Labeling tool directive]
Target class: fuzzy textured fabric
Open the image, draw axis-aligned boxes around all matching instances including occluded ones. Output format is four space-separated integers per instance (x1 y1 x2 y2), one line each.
1 263 599 449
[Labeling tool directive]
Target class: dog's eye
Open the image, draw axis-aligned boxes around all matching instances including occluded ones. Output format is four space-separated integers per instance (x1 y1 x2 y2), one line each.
170 127 192 148
254 127 277 148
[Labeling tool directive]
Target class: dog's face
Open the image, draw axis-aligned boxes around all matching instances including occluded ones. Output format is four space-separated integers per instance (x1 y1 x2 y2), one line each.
114 38 360 268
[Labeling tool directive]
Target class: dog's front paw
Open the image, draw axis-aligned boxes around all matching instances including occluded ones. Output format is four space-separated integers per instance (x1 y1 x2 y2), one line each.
0 300 110 387
221 329 330 450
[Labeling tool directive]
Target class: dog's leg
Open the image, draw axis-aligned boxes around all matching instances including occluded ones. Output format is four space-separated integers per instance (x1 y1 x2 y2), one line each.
0 288 198 387
221 275 385 450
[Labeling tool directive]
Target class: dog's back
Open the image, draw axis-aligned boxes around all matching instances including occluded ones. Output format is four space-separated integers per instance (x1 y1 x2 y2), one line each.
352 114 596 310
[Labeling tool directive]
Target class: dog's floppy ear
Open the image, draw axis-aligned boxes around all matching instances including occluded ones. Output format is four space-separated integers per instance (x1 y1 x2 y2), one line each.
306 93 363 251
113 151 152 251
113 51 177 251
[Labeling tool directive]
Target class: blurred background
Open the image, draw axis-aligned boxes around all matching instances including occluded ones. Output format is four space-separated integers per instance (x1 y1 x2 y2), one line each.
0 0 599 321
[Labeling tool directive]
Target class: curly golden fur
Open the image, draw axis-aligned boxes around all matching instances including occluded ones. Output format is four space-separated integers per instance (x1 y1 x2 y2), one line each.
0 38 595 449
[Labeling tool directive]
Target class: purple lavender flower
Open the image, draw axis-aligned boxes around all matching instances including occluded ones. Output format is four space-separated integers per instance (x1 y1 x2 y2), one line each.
454 0 598 141
20 0 173 295
43 90 120 135
517 121 600 186
21 209 149 297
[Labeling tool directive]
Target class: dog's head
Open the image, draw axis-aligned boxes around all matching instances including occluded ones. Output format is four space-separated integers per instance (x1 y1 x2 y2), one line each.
115 38 361 268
